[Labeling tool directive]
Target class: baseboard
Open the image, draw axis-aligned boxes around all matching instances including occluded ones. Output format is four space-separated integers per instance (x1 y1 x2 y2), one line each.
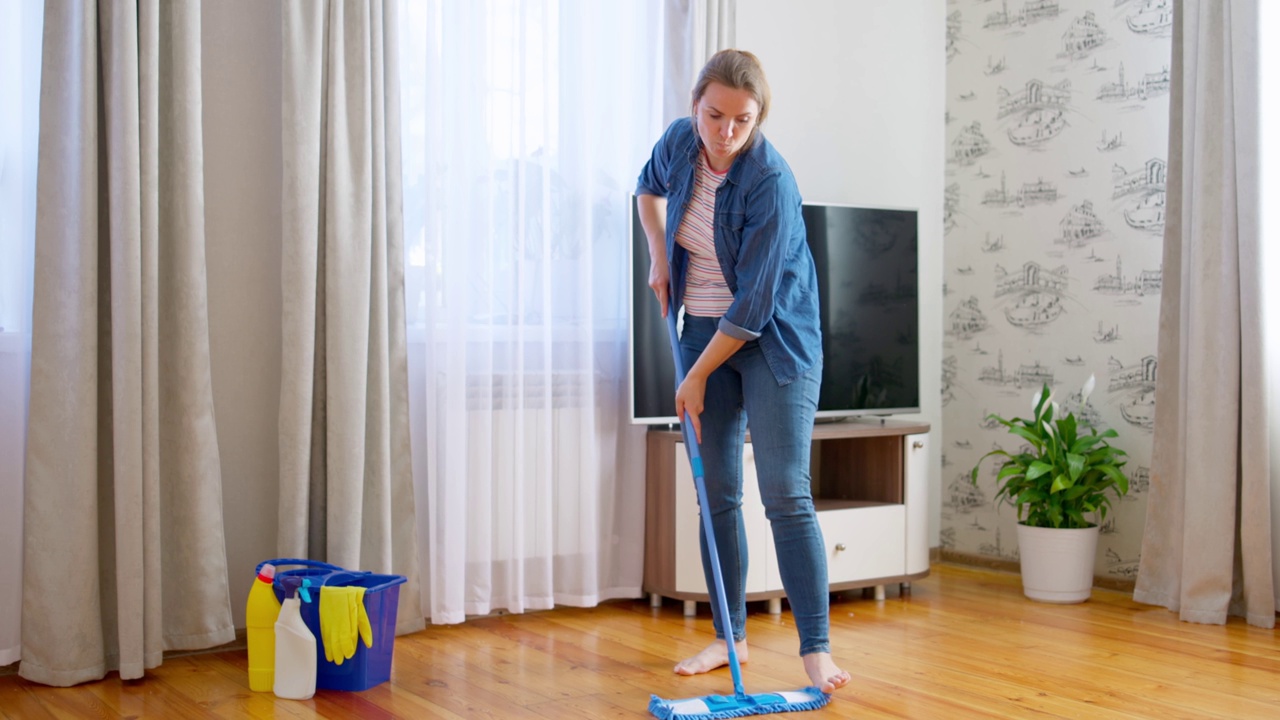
939 548 1137 594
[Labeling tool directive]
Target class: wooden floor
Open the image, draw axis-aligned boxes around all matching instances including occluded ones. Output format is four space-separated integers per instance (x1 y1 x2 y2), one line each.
2 563 1278 719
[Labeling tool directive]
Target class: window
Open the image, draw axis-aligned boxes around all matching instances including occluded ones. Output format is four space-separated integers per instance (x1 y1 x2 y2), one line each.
0 0 41 338
399 0 661 341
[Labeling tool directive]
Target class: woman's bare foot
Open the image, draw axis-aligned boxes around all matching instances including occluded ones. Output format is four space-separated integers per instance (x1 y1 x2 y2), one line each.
673 639 749 675
802 652 851 693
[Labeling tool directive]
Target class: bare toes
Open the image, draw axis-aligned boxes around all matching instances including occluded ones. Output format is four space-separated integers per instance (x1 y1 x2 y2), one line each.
672 659 705 676
828 671 851 691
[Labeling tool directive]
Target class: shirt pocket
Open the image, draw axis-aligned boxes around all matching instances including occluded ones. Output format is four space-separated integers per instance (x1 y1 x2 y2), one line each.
718 209 746 266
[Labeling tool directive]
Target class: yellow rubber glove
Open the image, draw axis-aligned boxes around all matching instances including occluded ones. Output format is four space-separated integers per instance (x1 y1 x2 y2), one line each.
351 586 374 651
319 586 355 665
319 586 374 665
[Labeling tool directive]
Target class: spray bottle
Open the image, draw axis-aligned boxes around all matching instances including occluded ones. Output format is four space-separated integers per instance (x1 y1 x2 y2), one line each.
246 563 281 692
273 577 317 700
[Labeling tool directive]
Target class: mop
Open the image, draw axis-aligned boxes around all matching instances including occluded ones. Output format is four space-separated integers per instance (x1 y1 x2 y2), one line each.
648 309 831 720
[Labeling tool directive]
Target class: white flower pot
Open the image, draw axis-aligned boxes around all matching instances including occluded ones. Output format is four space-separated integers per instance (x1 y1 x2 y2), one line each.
1016 523 1100 603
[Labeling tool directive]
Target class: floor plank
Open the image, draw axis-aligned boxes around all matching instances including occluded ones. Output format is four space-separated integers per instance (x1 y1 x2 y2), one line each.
2 564 1278 719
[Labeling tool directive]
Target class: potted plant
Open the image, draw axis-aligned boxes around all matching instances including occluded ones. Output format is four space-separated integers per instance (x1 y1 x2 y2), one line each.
971 375 1129 603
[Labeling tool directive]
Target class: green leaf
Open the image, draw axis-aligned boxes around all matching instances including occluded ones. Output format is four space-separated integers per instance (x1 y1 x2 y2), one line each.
1050 474 1071 493
984 413 1015 429
1018 488 1048 504
1099 464 1130 496
970 449 1012 483
1058 413 1078 448
1067 453 1085 481
996 463 1027 482
1025 461 1053 480
1070 435 1104 454
1066 507 1087 528
1010 425 1045 448
1086 447 1113 465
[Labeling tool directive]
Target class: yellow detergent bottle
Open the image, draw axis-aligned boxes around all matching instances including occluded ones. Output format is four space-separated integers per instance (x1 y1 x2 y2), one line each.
246 563 281 692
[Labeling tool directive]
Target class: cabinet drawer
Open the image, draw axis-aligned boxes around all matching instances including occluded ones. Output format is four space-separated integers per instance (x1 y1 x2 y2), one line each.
817 505 906 584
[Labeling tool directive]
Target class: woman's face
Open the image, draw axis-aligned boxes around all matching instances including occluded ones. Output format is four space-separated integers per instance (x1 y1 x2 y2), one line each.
693 82 760 172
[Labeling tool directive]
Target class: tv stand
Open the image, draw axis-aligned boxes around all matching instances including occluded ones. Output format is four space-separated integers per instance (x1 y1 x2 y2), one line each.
643 418 930 615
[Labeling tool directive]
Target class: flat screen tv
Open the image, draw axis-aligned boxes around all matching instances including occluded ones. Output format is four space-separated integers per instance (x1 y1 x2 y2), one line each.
628 197 920 425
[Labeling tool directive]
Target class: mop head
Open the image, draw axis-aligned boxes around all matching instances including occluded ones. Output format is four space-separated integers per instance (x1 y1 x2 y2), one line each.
648 687 830 719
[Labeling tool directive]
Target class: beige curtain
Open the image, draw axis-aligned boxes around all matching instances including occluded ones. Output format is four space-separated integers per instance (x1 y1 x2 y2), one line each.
21 0 235 686
280 0 423 634
662 0 737 126
1133 0 1274 628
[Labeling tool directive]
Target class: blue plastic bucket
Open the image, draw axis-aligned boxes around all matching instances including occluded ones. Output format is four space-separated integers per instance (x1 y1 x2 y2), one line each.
255 558 406 691
308 572 406 691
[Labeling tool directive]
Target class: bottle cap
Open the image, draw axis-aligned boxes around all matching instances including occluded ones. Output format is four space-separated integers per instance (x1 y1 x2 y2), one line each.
258 563 276 581
278 575 313 603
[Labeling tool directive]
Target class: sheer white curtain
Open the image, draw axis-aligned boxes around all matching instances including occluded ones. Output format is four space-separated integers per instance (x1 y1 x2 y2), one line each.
399 0 661 623
0 0 42 667
1263 0 1280 608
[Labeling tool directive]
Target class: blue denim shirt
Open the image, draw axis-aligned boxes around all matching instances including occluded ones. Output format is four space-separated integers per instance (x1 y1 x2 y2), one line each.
636 118 821 386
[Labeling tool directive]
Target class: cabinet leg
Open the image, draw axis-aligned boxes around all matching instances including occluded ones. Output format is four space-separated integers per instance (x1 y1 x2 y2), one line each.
767 598 782 615
650 592 663 608
683 600 697 617
900 582 912 595
874 584 886 601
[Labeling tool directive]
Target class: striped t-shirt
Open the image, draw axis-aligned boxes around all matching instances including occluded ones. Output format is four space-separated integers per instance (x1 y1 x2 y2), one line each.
675 151 734 317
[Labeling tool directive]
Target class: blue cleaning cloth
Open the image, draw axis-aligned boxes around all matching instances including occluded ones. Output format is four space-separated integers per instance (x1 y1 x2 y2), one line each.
648 687 829 719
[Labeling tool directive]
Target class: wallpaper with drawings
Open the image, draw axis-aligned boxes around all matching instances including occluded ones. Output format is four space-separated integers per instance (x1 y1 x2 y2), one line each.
942 0 1171 580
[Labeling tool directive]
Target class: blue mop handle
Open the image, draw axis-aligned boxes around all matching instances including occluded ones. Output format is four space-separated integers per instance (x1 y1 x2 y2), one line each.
664 308 748 701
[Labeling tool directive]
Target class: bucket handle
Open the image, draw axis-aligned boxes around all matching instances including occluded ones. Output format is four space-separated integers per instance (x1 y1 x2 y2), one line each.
255 558 346 574
315 571 370 587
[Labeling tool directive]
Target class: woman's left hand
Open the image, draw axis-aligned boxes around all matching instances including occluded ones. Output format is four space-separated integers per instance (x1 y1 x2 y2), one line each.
675 374 706 444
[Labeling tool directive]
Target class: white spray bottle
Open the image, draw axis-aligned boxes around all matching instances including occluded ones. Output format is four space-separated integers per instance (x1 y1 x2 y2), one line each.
273 577 317 700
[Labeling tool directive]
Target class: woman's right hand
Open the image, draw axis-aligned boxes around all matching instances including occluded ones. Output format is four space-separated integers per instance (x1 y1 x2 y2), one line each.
649 258 670 318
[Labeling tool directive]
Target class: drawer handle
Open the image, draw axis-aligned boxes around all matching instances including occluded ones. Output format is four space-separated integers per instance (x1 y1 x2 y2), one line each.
912 441 924 449
835 543 847 552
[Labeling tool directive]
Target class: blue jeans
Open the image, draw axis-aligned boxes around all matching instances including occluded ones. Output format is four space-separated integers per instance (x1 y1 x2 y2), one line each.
679 315 830 656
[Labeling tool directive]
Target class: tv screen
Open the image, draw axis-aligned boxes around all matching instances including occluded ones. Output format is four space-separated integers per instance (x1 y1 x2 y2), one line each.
628 197 919 424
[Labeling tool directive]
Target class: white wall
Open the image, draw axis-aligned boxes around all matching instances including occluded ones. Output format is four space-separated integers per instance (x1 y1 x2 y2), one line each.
202 0 283 628
737 0 948 545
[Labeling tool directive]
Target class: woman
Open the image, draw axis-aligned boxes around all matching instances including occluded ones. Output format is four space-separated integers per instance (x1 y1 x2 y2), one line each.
634 49 850 694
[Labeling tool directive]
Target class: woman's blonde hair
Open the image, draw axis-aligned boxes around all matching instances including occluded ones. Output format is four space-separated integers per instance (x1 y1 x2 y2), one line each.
691 49 771 128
